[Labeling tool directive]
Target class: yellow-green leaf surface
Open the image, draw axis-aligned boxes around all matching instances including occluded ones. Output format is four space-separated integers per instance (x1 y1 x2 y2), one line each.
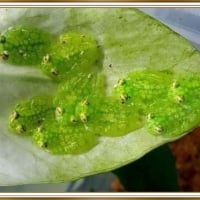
0 8 200 185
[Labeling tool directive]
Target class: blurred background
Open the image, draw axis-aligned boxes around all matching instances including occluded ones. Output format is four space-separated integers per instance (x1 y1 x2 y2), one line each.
0 7 200 192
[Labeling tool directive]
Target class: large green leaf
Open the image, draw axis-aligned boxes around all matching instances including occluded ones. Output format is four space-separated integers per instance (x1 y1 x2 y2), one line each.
0 8 200 185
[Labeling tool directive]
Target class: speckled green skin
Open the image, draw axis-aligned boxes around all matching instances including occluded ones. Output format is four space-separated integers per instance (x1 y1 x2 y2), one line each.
113 70 200 137
53 73 106 123
40 32 101 82
54 74 142 137
32 120 99 154
9 68 200 154
146 74 200 137
113 70 173 114
9 96 55 136
7 29 109 154
41 73 141 154
9 72 142 154
91 98 142 137
7 26 200 154
0 26 51 66
33 76 100 154
32 97 142 154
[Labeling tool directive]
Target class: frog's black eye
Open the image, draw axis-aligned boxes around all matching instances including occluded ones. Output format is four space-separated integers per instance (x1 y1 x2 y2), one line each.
16 125 26 134
51 69 58 76
43 54 50 63
1 50 9 60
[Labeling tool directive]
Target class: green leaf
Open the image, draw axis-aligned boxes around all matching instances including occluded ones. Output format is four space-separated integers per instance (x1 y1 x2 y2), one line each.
0 8 200 185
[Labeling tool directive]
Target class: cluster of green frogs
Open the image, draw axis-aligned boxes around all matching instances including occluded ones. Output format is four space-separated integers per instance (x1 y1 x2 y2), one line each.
1 26 200 154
